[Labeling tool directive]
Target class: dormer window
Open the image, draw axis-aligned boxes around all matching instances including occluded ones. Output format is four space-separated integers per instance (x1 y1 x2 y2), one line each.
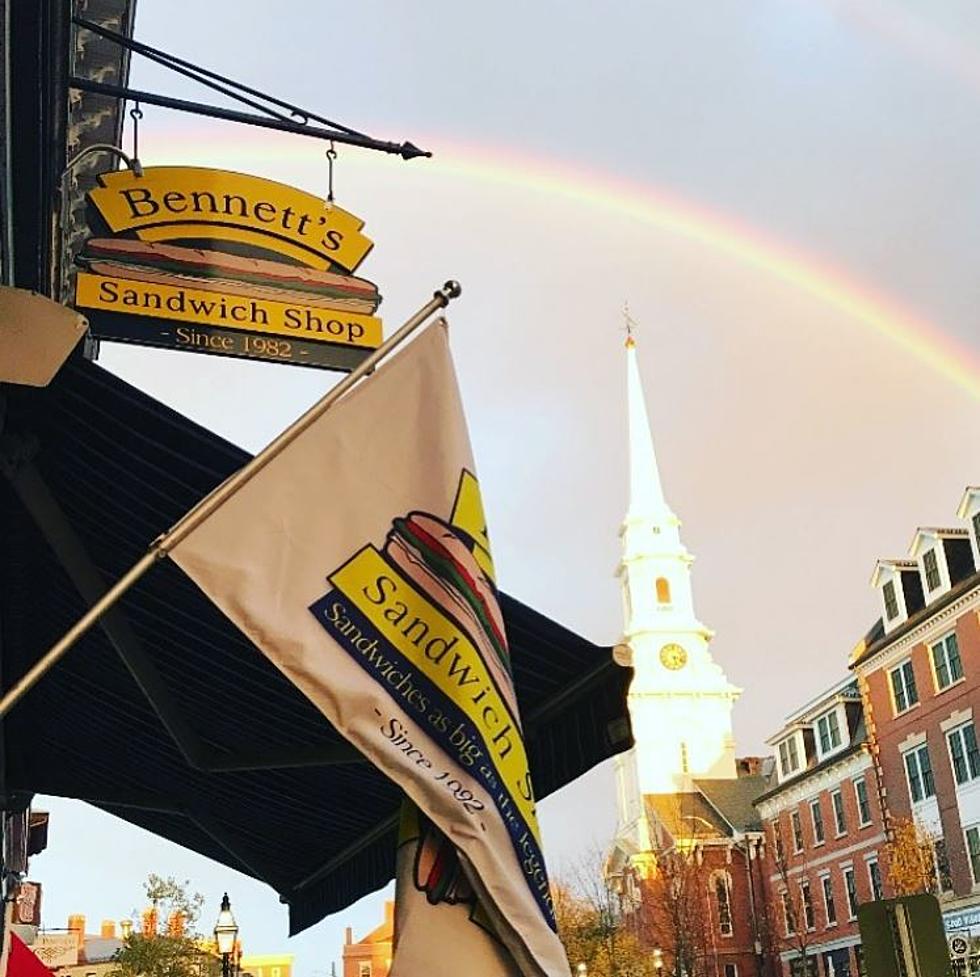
923 549 941 592
778 736 801 777
973 512 980 553
883 580 899 621
816 709 843 756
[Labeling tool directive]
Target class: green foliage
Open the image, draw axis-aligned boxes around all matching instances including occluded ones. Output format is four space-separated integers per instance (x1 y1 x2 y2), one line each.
109 932 216 977
109 875 216 977
142 875 206 929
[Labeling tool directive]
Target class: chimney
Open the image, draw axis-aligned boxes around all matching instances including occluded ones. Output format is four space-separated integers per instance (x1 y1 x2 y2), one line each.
384 901 394 928
344 927 352 946
141 907 158 937
67 915 85 949
101 921 116 939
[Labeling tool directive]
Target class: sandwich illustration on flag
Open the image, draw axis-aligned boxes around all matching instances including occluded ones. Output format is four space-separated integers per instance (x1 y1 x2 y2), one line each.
169 322 570 977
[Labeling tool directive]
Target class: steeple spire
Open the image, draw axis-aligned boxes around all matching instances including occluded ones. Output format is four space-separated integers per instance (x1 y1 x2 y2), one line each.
625 330 672 523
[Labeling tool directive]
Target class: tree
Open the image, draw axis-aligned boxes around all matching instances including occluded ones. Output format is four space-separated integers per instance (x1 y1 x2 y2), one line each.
553 847 653 977
886 817 944 897
639 844 712 977
768 827 819 977
109 875 217 977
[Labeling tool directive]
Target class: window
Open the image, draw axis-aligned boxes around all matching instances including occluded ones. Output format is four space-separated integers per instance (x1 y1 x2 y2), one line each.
715 875 733 936
800 880 815 931
883 579 899 620
791 810 804 853
932 633 964 690
924 548 941 592
810 799 825 845
656 577 671 603
966 826 980 884
832 789 847 835
782 890 796 935
855 945 866 977
904 744 936 803
973 512 980 553
890 660 919 714
868 858 883 900
934 837 953 892
817 709 842 754
843 867 858 918
724 966 738 977
358 965 372 977
854 778 872 826
779 737 801 777
772 820 785 861
821 875 837 926
948 723 980 786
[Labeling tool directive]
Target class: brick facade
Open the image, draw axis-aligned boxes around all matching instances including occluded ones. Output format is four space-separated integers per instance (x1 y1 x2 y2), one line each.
856 575 980 942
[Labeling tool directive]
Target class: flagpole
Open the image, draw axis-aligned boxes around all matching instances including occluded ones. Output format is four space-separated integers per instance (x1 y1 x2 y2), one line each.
0 281 461 719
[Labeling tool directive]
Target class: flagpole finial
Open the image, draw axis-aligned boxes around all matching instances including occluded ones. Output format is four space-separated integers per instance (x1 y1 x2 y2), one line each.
623 302 637 349
436 280 462 304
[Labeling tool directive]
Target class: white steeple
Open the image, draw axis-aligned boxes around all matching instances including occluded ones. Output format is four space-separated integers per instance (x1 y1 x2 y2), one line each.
613 328 741 852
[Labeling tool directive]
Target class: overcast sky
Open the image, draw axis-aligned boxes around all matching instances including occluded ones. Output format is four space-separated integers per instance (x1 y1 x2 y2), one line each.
36 1 980 973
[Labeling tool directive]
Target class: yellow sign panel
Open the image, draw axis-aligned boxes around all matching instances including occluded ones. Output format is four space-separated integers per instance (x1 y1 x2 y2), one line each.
329 546 540 839
89 167 372 272
76 272 381 348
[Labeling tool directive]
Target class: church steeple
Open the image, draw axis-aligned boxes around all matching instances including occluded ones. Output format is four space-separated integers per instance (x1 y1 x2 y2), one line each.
625 333 671 523
619 333 709 644
613 325 740 847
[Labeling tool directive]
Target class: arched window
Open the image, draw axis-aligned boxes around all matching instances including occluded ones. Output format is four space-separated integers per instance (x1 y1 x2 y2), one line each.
713 873 733 936
656 577 671 604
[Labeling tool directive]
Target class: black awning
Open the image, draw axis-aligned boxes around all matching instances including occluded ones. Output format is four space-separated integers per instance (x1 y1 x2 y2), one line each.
0 355 632 934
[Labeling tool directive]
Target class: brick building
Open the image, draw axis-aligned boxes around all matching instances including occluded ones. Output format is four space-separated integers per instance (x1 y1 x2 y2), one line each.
755 678 888 977
341 901 392 977
851 486 980 968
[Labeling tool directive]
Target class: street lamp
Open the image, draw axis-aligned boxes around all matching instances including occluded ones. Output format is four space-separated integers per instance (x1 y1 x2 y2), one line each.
575 964 587 977
213 893 239 977
652 946 664 977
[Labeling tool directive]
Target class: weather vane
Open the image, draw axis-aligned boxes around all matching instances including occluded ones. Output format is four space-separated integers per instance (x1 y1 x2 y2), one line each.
623 301 637 347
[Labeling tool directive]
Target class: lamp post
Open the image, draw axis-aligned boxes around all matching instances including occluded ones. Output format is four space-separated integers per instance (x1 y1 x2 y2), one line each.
213 893 239 977
652 946 664 977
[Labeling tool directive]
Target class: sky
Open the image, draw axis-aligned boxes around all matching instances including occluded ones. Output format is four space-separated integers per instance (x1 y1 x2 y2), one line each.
32 0 980 974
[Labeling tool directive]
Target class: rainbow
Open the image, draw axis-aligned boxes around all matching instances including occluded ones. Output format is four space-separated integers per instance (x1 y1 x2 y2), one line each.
139 124 980 401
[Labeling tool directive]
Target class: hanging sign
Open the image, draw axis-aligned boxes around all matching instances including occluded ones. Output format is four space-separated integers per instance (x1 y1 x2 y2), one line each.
74 166 383 371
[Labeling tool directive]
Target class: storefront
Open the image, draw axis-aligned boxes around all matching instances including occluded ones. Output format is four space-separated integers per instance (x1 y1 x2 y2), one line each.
944 907 980 975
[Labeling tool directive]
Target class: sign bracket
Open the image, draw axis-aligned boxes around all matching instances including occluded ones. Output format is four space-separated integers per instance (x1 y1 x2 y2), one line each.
70 17 431 160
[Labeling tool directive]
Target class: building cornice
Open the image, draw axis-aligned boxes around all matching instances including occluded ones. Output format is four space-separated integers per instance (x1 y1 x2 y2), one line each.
853 584 980 676
755 747 871 816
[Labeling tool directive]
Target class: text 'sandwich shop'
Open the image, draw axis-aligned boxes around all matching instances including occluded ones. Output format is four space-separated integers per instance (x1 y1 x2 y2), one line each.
74 166 383 371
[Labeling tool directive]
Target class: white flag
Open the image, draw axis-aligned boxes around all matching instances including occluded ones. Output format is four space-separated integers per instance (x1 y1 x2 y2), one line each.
170 323 569 977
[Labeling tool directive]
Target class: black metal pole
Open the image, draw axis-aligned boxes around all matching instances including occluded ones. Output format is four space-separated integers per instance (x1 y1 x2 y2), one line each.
66 77 430 160
222 953 230 977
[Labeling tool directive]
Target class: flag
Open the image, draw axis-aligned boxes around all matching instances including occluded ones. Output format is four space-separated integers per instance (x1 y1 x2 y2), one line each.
170 322 569 977
392 801 522 976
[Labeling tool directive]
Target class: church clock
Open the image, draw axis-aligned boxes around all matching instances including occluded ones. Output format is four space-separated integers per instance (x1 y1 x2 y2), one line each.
659 642 687 670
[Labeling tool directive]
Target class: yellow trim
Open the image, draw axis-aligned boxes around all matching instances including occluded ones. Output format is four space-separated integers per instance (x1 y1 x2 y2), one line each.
89 167 372 271
75 272 381 348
